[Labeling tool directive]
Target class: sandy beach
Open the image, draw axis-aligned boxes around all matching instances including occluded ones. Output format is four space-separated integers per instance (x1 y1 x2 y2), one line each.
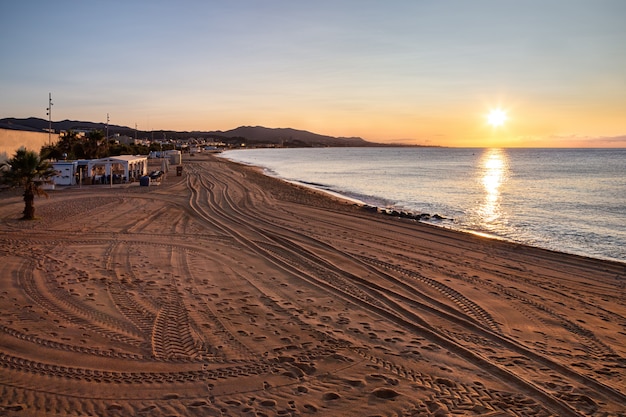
0 154 624 417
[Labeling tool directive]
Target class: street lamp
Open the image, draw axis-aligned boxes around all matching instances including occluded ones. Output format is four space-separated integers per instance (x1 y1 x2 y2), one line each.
46 93 53 145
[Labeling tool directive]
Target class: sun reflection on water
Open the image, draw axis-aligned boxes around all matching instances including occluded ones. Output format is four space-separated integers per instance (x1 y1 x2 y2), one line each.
479 148 509 224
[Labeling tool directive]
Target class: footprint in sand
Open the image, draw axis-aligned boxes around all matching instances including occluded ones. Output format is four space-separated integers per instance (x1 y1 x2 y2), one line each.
322 392 341 401
371 388 400 399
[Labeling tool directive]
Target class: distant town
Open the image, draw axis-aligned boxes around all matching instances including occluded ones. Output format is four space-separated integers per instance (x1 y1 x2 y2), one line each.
1 116 380 159
1 116 393 189
0 117 429 188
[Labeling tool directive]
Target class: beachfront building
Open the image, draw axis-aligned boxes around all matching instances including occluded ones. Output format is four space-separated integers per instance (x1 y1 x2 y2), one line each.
87 155 148 184
148 149 182 165
0 125 59 163
51 161 78 186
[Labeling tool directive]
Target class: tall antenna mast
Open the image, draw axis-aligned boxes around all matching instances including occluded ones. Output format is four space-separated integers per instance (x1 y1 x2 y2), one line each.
46 93 53 145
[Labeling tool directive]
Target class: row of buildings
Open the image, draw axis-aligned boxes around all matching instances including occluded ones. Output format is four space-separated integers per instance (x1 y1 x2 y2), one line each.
1 124 216 187
50 150 181 186
51 155 149 186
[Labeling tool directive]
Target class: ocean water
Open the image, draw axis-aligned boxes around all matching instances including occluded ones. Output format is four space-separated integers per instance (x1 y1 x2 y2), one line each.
221 147 626 263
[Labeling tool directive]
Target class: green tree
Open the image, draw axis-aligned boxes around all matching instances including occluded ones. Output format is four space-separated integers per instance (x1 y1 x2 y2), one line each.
57 130 81 159
109 142 132 156
0 148 57 220
149 142 175 152
41 130 82 160
84 130 107 159
40 144 60 161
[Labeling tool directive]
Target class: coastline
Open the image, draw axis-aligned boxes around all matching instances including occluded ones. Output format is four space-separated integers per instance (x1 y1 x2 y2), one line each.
220 147 626 264
222 152 625 267
0 153 624 416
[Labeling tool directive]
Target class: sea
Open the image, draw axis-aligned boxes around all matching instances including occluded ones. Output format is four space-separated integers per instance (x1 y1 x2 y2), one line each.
220 147 626 264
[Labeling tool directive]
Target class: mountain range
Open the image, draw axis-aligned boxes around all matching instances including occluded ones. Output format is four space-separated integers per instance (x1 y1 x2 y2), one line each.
0 117 376 147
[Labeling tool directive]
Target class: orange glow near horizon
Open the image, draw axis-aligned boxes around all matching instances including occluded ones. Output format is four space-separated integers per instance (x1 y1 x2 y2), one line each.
4 97 625 149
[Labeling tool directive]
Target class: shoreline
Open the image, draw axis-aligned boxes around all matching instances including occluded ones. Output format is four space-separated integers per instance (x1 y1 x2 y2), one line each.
219 148 626 264
221 153 625 267
0 153 624 416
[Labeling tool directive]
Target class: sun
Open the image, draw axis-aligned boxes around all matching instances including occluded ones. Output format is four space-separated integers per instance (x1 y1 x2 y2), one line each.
486 108 508 128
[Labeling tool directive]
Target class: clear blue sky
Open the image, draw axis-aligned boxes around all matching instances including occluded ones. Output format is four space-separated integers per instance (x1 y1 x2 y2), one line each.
1 1 625 147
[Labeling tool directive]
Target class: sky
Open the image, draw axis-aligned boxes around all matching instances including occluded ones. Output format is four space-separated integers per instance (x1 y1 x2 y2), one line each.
1 1 625 147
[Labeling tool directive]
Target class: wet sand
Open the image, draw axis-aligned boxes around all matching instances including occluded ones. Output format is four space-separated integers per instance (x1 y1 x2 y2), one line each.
0 154 625 416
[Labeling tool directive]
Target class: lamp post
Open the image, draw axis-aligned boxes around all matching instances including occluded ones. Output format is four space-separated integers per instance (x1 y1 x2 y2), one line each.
46 93 53 145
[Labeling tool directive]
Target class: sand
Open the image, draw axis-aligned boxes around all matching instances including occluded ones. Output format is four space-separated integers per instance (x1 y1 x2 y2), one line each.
0 154 624 417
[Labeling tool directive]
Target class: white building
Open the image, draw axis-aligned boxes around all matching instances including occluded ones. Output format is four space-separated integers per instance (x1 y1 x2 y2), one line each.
148 149 181 165
51 161 77 186
87 155 148 184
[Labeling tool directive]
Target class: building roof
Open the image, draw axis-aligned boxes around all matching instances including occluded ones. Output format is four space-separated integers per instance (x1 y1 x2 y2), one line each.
94 155 147 163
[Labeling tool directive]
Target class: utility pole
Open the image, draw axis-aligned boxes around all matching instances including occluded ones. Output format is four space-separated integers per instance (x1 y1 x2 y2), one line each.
106 113 110 142
46 93 53 145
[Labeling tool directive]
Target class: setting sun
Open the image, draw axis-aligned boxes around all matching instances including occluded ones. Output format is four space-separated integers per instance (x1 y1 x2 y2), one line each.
486 108 508 128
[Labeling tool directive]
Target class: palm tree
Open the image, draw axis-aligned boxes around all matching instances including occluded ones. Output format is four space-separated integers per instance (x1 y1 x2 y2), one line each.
0 147 57 220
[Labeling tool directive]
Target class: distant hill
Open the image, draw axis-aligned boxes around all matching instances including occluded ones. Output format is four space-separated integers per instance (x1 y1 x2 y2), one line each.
0 117 376 147
0 117 107 133
211 126 369 147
